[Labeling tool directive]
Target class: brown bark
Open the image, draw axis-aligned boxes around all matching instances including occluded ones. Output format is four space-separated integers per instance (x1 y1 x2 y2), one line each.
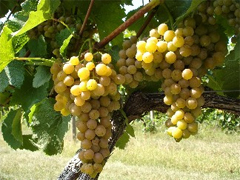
58 90 240 180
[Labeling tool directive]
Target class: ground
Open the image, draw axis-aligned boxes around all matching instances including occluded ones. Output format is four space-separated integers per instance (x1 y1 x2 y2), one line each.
0 122 240 180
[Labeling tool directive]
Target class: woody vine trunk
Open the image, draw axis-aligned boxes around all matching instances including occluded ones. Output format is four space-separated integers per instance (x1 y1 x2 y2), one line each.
58 90 240 180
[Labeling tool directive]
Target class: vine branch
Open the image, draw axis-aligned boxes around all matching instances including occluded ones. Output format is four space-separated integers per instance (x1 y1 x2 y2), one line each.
59 88 239 180
79 0 95 37
136 7 158 38
94 0 164 49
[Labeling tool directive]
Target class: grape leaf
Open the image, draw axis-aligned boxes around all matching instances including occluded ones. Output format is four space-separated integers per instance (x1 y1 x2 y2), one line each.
56 28 73 46
10 73 49 115
126 124 135 137
33 66 51 88
11 108 23 143
91 1 125 45
60 33 74 57
15 0 38 21
19 134 39 151
207 37 240 98
29 98 71 155
175 0 206 25
0 26 15 72
121 0 132 5
0 0 20 18
14 0 61 36
28 35 47 57
164 0 192 22
6 20 30 53
221 39 240 97
4 60 25 89
1 108 23 149
216 15 235 37
0 71 8 92
115 132 130 149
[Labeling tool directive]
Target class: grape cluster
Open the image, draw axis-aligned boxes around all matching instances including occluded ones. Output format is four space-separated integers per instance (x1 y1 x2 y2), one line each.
50 53 123 177
156 7 230 140
117 36 163 89
28 9 96 58
197 0 240 37
116 1 230 141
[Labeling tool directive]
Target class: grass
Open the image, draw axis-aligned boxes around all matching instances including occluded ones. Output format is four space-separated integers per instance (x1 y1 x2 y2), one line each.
0 122 240 180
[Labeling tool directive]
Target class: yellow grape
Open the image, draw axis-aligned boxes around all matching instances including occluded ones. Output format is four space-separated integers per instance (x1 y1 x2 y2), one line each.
165 51 177 64
171 127 183 139
69 56 79 65
157 41 167 53
101 53 112 64
84 52 93 61
136 41 146 52
182 68 193 80
79 81 88 91
164 30 175 42
70 85 81 96
86 62 95 70
95 64 108 76
157 23 168 36
142 52 153 63
87 79 98 91
78 67 90 80
63 63 74 74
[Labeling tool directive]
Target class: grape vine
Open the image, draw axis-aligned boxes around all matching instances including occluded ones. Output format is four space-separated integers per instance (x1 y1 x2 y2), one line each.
0 0 240 179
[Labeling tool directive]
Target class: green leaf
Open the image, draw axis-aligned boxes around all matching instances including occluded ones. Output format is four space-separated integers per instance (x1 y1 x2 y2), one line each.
206 73 224 96
0 0 18 18
175 0 206 24
19 135 39 151
91 2 125 45
0 26 15 72
14 0 61 36
208 37 240 98
28 35 47 57
0 91 11 105
115 132 130 149
12 108 23 143
15 0 38 21
10 73 49 114
221 40 240 97
1 108 23 149
7 16 30 53
60 33 74 57
33 66 51 88
29 98 71 155
165 0 192 20
4 60 25 89
126 124 135 137
215 15 235 37
56 28 73 46
0 71 9 92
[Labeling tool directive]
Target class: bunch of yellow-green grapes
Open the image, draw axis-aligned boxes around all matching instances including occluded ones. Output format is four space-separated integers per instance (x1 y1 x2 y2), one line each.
123 3 228 141
50 52 124 177
117 36 163 89
197 0 240 37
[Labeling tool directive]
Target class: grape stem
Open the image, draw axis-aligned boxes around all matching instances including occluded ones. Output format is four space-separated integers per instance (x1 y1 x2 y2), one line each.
15 57 54 66
95 0 164 49
136 7 158 38
79 0 95 37
73 0 95 52
6 0 21 21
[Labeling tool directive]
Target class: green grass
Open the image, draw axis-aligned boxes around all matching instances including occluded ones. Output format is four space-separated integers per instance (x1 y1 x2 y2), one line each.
0 122 240 180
